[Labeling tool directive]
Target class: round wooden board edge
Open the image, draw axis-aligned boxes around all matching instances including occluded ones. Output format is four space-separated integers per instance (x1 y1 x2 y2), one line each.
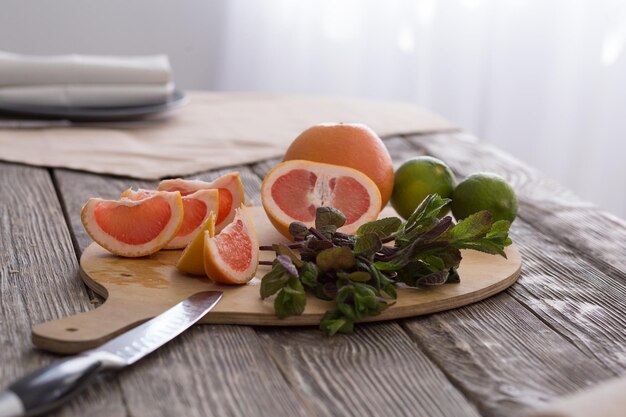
79 243 522 327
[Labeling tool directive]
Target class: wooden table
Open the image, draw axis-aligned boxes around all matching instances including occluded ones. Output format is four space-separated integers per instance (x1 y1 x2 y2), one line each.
1 132 625 417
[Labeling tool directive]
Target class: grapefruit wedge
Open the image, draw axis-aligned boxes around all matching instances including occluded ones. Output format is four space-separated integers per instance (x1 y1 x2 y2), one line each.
176 211 216 276
81 191 184 257
204 205 259 284
121 188 219 249
158 173 245 232
261 160 382 238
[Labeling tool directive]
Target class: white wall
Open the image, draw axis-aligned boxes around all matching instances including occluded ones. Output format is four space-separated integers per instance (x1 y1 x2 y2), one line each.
0 1 226 89
2 0 625 218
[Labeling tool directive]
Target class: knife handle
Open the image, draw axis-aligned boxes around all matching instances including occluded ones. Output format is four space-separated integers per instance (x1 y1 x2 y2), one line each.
0 353 123 417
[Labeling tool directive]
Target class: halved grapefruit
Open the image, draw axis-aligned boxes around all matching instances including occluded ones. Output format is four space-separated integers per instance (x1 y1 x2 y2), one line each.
261 160 382 238
176 211 216 276
158 173 245 232
204 205 259 284
121 188 219 249
81 191 184 257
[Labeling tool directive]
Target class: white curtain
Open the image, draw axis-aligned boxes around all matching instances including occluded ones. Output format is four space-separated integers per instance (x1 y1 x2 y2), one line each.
1 0 624 217
214 0 626 218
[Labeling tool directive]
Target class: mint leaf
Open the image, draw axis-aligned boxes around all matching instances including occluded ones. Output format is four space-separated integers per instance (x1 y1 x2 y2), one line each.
337 271 372 282
288 222 310 239
315 207 346 231
450 211 493 241
276 255 299 277
316 246 355 271
456 241 507 257
451 216 512 257
273 243 304 267
320 310 354 336
356 217 402 238
404 194 451 231
299 262 319 288
260 265 290 298
274 276 306 318
354 232 382 257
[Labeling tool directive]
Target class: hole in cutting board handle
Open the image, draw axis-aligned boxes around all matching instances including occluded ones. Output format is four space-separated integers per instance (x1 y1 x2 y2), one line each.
65 328 78 332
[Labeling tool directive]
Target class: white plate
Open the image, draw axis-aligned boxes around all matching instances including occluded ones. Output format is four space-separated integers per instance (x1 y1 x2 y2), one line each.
0 90 187 121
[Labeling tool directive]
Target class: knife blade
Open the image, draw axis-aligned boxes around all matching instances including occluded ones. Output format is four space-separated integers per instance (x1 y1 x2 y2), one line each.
0 291 222 417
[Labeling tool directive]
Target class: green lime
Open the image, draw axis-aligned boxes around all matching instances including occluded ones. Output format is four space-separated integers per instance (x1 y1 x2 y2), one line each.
391 156 456 219
451 173 518 222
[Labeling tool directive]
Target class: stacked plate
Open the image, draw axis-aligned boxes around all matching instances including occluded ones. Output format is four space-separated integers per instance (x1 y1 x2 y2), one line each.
0 52 187 121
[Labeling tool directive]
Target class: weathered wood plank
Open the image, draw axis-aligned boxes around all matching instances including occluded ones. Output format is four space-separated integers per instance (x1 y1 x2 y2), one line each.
257 322 481 417
0 162 126 417
252 137 623 416
384 136 426 169
406 133 626 273
250 157 280 183
401 293 614 417
119 325 309 417
52 167 310 417
505 219 626 372
385 132 626 416
239 158 490 416
404 133 626 371
248 152 613 417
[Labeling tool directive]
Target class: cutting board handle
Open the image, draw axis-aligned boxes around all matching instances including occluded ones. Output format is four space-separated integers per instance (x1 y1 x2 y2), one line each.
31 296 157 354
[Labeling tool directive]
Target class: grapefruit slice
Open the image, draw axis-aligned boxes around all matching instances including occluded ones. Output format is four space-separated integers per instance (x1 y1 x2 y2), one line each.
204 205 259 284
158 173 245 232
261 160 382 238
81 191 184 257
121 188 219 249
176 211 216 276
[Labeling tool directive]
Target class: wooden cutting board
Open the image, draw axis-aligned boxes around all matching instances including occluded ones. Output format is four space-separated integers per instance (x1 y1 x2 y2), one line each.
32 206 522 354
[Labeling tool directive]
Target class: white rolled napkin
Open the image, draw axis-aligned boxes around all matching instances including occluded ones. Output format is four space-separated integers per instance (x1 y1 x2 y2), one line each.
528 377 626 417
0 51 173 107
0 51 171 86
0 83 174 107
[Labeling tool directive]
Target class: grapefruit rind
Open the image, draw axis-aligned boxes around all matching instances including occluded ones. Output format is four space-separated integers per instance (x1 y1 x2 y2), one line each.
158 172 245 232
203 205 259 284
81 191 184 258
165 189 219 249
283 123 394 206
261 160 382 239
176 211 216 276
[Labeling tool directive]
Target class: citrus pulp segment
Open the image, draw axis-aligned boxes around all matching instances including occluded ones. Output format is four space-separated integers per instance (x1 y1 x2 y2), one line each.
283 123 394 206
261 160 382 238
121 188 219 249
158 172 245 232
203 205 259 284
81 191 184 257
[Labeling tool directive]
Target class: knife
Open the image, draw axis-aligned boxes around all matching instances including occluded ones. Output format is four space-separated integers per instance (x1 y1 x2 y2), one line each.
0 291 222 417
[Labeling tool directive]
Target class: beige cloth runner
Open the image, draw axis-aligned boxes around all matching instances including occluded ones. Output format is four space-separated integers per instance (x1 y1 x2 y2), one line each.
0 91 456 179
528 377 626 417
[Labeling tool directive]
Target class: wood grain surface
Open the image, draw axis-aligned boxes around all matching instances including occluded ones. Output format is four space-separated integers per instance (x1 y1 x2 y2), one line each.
405 134 626 371
50 161 482 417
407 133 626 273
0 163 126 417
1 130 623 417
51 167 311 417
32 206 520 353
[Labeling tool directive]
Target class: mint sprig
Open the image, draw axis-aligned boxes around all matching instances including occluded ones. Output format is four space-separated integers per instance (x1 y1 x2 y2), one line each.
260 194 513 335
